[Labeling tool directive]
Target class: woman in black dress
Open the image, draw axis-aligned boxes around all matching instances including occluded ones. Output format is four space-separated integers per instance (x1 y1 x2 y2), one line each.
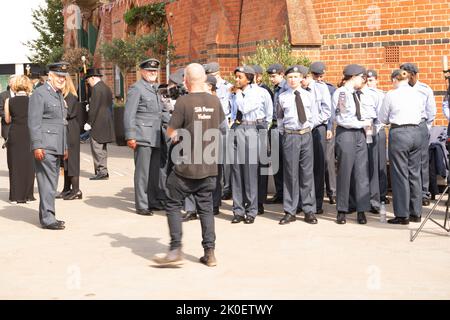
56 75 82 200
4 75 35 203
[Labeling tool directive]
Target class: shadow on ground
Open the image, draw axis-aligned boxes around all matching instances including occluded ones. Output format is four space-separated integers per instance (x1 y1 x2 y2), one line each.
83 187 136 214
0 204 40 228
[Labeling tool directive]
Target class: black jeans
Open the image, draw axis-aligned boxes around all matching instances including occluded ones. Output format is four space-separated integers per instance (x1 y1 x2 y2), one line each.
166 172 216 250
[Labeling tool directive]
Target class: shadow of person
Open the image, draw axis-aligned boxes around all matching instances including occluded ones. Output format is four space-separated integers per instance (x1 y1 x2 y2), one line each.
95 232 199 265
83 187 136 214
0 170 8 177
0 205 40 227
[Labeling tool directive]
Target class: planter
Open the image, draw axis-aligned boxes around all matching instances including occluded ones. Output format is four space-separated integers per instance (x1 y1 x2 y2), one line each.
113 106 127 146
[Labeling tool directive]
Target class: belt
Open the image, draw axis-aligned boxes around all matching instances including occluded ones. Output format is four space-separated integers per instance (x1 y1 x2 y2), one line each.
391 123 419 129
235 119 264 125
284 127 311 135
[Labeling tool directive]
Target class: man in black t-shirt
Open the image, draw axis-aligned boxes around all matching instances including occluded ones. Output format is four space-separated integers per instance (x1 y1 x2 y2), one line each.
153 63 225 267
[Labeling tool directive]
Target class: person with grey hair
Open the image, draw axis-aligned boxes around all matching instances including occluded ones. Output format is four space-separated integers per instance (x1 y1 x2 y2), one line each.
153 63 224 267
28 62 69 230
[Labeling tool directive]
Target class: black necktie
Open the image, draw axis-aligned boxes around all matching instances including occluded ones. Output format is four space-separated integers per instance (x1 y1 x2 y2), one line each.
305 87 311 92
294 90 307 124
353 90 362 121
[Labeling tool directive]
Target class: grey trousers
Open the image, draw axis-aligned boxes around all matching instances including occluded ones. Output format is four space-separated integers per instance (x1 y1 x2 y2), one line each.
325 134 336 198
166 172 216 250
335 127 370 213
282 132 316 215
389 126 422 218
35 153 60 226
419 121 430 200
184 195 196 212
377 128 388 200
368 133 381 209
312 124 326 210
231 124 259 217
134 145 162 210
90 137 108 175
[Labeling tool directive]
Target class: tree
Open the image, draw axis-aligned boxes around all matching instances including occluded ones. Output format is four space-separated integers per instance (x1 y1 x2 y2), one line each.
26 0 64 66
242 33 311 87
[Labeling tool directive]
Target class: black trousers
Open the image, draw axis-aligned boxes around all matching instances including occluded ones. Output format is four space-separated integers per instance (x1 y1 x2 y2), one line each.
165 172 216 250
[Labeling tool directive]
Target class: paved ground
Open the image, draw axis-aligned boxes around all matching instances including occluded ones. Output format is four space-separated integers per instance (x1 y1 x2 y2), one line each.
1 143 450 300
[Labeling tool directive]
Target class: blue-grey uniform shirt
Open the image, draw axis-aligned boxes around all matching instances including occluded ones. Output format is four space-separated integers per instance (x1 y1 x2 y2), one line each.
332 84 376 129
28 82 67 155
413 80 436 130
216 78 232 117
362 86 385 133
255 85 273 124
230 84 267 122
443 92 450 120
307 79 332 128
378 82 423 126
277 87 314 134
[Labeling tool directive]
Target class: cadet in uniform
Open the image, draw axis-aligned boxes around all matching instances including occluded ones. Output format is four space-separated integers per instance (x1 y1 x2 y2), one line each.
229 66 262 224
205 62 233 200
251 64 274 215
28 62 69 230
378 69 423 224
266 64 288 204
365 70 388 205
400 63 436 206
277 65 317 225
124 58 164 215
333 64 374 225
310 62 337 205
302 65 332 215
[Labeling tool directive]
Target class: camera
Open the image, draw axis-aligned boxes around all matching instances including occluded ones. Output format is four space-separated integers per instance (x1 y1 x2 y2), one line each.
158 84 187 100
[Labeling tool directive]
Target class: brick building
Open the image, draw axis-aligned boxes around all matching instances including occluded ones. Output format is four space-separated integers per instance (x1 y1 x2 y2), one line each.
66 0 450 125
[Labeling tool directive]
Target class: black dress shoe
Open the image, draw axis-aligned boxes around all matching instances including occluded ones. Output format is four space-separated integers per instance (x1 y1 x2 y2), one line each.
296 208 303 215
357 212 367 224
231 215 245 224
16 200 27 204
409 215 422 223
370 207 380 214
279 214 296 225
257 205 264 215
388 217 409 225
221 193 232 200
56 190 71 199
244 216 255 224
336 212 346 224
57 220 65 226
63 190 82 200
213 207 220 215
304 212 318 224
422 199 430 206
90 173 109 180
42 222 65 230
266 195 283 204
136 209 153 216
316 209 324 215
182 211 198 221
329 196 336 205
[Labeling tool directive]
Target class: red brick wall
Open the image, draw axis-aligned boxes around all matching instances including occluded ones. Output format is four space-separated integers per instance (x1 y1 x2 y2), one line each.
68 0 450 125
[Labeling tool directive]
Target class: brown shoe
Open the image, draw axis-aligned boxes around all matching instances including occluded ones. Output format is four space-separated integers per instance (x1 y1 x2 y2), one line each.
152 248 184 266
199 248 217 267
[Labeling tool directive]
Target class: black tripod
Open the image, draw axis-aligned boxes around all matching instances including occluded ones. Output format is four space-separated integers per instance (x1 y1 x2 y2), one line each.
411 70 450 241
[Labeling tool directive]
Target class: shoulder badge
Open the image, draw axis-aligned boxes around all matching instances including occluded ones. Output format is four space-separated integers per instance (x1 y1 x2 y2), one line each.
336 91 346 115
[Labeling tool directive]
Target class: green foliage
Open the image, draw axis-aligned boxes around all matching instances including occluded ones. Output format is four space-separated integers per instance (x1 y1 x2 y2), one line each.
242 34 311 87
124 2 166 27
62 47 93 73
101 29 174 78
25 0 64 66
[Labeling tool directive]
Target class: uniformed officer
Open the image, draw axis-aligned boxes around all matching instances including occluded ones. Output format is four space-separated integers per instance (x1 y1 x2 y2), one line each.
229 65 262 224
302 65 332 215
266 63 288 204
277 65 317 225
310 62 337 205
378 69 423 224
204 62 233 200
333 64 374 225
365 70 388 205
251 64 274 215
28 62 69 230
124 58 165 215
400 63 436 207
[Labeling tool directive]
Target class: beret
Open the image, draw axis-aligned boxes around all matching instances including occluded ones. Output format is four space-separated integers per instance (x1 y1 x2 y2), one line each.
234 65 255 75
343 64 366 76
251 65 264 74
204 62 220 74
285 65 309 76
169 68 184 85
365 69 378 78
310 61 326 75
266 63 285 74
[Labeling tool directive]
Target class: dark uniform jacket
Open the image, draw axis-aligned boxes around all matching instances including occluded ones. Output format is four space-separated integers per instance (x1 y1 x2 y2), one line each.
28 82 67 155
124 79 163 148
88 81 115 144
